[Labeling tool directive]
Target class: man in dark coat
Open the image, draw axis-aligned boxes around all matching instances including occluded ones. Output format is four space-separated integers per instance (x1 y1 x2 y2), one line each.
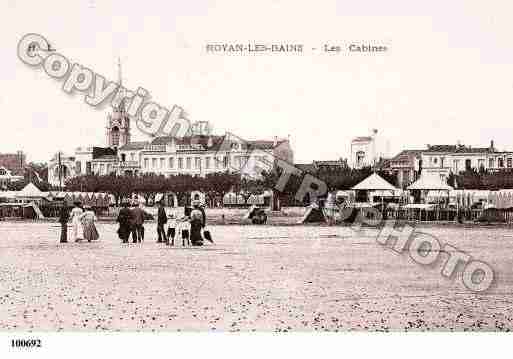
117 201 132 243
58 202 69 243
157 201 167 243
131 202 145 243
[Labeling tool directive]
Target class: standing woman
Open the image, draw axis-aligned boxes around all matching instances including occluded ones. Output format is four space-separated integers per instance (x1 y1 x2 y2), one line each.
69 201 84 242
80 206 99 242
117 201 132 244
58 202 69 243
189 200 205 246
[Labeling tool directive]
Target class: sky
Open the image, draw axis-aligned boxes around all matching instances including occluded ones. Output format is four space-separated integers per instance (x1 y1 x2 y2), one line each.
2 0 513 164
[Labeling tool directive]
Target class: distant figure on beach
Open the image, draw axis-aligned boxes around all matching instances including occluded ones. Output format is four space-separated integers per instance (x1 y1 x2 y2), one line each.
189 200 205 246
58 202 69 243
180 214 191 246
130 201 145 243
157 201 167 243
166 212 176 246
69 201 84 242
80 206 99 242
117 201 132 243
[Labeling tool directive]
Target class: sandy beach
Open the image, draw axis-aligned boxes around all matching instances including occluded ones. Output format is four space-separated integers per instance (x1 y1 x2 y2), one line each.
0 221 512 331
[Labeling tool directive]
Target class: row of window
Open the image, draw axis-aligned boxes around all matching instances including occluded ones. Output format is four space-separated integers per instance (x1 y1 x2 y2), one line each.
428 156 513 170
142 155 254 171
143 156 227 171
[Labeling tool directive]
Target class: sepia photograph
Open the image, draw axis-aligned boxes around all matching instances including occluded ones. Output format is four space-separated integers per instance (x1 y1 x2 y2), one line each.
1 0 513 357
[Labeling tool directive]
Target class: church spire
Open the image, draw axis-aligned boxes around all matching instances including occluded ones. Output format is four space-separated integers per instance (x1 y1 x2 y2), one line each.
116 56 126 113
117 56 122 87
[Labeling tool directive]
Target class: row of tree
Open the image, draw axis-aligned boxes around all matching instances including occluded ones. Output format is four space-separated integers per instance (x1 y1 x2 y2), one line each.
448 169 513 190
62 166 398 207
64 172 258 206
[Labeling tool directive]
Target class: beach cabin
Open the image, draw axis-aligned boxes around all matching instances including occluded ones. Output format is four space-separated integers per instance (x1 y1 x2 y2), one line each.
351 173 398 204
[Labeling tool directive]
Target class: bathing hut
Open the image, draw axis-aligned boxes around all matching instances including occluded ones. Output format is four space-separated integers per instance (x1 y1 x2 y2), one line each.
407 175 453 204
351 173 398 203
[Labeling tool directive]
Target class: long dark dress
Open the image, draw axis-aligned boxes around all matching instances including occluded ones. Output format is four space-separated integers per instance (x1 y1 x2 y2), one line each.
117 207 132 242
190 208 204 246
59 207 69 243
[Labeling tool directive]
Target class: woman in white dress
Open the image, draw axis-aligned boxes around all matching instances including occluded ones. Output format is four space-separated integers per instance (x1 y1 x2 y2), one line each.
69 202 84 242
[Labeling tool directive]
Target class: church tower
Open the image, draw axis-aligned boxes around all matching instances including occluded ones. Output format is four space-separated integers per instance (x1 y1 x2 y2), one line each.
106 58 131 148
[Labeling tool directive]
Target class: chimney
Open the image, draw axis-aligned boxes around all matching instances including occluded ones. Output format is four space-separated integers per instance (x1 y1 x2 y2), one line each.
490 140 495 151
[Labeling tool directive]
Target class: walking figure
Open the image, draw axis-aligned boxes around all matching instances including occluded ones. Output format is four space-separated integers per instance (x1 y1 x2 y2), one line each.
117 201 132 243
131 201 145 243
180 216 191 246
156 201 167 243
58 202 69 243
189 200 206 246
166 213 176 246
80 206 99 242
69 201 84 242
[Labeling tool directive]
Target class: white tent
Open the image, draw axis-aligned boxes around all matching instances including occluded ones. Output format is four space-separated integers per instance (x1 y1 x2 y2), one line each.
351 173 398 203
352 173 398 192
407 175 453 191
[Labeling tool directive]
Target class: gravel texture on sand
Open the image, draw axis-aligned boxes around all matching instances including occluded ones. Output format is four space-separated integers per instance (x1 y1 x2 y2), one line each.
0 221 512 331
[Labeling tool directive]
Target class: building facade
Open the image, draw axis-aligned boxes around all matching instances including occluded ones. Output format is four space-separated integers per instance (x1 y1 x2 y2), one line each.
420 141 513 180
386 150 422 189
350 129 389 169
48 105 294 186
384 140 513 189
115 134 293 178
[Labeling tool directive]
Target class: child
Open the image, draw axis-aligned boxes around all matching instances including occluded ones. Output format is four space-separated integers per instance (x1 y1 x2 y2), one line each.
179 215 191 246
166 213 176 246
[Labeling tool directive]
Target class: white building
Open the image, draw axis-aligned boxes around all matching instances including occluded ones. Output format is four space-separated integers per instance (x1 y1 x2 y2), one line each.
116 134 293 178
49 102 294 185
350 129 389 169
420 141 513 181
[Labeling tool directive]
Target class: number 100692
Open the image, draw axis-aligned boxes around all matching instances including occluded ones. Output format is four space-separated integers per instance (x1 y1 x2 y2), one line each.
11 339 41 348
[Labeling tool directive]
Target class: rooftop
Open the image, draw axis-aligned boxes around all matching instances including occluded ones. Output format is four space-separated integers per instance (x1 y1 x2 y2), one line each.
425 144 495 154
148 135 287 151
351 136 373 143
119 141 149 151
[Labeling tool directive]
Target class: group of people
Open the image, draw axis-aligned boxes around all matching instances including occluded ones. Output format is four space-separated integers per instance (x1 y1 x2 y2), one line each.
59 201 99 243
57 199 211 246
116 201 146 243
116 199 211 246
